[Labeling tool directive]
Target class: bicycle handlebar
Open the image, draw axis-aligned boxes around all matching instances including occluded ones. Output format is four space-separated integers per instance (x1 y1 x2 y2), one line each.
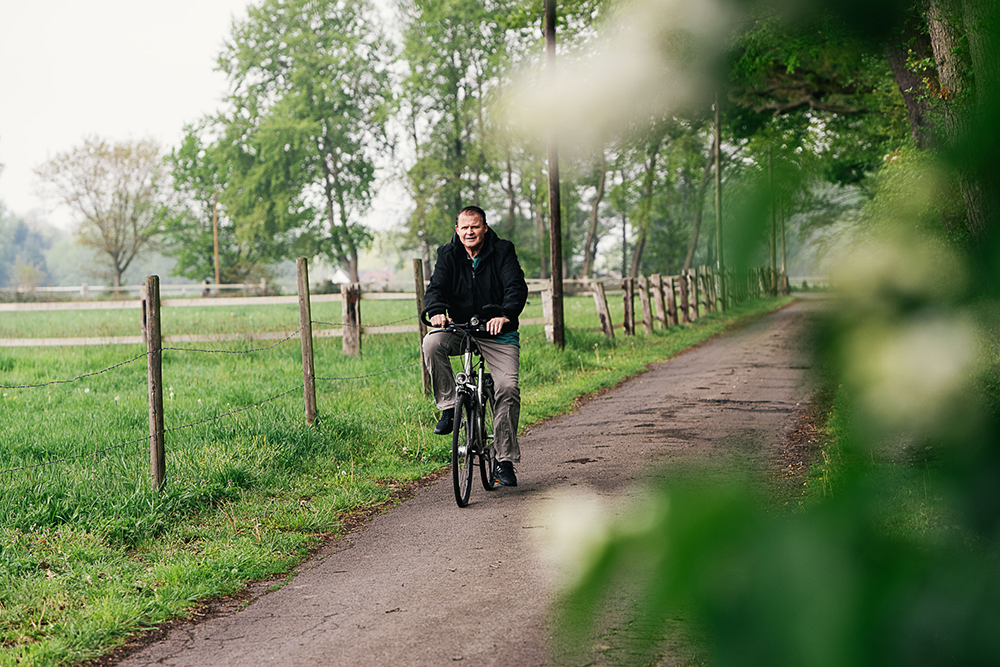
420 304 503 330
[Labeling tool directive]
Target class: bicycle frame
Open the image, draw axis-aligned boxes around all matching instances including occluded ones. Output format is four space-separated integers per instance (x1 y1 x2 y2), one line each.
454 332 487 452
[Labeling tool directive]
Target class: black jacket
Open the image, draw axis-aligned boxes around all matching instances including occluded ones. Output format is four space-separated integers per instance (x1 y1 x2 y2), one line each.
424 228 528 333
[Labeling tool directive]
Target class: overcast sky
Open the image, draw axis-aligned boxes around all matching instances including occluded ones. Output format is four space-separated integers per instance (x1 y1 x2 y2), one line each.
0 0 256 226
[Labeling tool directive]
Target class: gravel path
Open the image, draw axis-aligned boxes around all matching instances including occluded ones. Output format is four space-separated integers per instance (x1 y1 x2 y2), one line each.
113 298 819 667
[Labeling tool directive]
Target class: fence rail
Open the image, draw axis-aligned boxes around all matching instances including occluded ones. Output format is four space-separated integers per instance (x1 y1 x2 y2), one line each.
1 258 789 489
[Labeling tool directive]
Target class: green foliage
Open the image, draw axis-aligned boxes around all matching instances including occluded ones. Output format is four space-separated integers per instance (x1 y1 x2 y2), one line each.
163 125 285 284
169 0 395 284
552 2 1000 663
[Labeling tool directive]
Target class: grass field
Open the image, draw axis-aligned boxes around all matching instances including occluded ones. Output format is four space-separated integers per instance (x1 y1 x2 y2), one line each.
0 293 793 666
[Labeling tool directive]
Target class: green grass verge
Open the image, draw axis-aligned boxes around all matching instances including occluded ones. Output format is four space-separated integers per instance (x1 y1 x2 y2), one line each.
807 388 951 540
0 295 792 666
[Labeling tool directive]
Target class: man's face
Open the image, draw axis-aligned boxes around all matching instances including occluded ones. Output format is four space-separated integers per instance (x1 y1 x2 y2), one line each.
456 213 487 256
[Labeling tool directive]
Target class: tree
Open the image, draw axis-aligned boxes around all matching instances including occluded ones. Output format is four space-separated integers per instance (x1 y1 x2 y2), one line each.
163 124 285 284
217 0 394 283
35 137 168 288
0 204 53 288
399 0 514 245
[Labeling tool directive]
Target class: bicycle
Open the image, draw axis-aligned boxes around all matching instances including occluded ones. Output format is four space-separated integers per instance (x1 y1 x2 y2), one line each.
422 307 500 507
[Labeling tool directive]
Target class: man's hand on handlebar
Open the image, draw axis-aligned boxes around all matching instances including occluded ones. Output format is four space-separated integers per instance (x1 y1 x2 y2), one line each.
430 313 452 328
486 316 509 336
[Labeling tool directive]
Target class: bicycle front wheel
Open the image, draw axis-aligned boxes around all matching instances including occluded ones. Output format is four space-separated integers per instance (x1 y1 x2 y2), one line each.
480 394 497 491
452 395 475 507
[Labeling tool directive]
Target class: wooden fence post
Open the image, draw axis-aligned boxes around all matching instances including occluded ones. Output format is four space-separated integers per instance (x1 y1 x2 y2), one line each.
718 271 726 309
665 277 678 326
142 275 165 492
638 275 654 334
342 282 361 356
705 266 717 312
593 282 615 339
541 288 555 343
686 269 699 321
622 277 635 336
413 258 432 396
296 258 317 425
678 273 691 324
651 274 667 329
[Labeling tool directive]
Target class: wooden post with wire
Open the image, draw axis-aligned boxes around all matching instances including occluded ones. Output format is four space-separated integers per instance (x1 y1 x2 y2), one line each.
296 258 317 425
686 269 699 321
651 274 667 329
665 277 678 326
678 273 691 324
142 275 165 492
638 275 654 334
541 288 555 343
622 277 635 336
342 283 362 356
592 282 615 339
413 258 432 396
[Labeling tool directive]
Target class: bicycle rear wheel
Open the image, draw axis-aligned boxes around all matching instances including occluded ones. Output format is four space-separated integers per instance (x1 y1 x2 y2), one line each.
480 394 497 491
452 395 475 507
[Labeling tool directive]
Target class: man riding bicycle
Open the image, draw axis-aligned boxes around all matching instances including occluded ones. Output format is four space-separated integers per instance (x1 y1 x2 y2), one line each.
422 206 528 487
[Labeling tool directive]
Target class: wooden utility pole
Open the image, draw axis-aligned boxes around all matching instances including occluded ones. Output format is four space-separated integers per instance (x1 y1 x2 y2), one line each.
769 146 777 295
296 258 317 425
545 0 565 349
142 275 165 492
714 93 725 309
780 195 788 294
212 192 221 290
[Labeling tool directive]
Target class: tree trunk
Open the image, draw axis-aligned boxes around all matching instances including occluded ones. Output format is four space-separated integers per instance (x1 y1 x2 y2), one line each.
927 0 992 239
682 136 716 272
884 32 938 149
582 150 607 279
629 136 662 278
960 0 1000 239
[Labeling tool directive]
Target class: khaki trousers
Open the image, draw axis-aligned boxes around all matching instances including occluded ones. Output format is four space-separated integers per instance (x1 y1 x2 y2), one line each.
422 331 521 463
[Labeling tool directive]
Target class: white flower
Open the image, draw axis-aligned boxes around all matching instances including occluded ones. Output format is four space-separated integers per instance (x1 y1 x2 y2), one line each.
84 388 90 394
114 396 120 402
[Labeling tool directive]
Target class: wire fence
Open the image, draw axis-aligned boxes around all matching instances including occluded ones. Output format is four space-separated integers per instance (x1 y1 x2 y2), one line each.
0 271 434 479
1 260 781 483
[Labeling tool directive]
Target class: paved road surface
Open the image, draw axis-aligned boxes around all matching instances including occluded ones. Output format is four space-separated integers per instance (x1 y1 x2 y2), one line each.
114 299 818 667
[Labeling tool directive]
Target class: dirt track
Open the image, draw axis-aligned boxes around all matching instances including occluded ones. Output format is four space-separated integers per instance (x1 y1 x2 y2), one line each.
112 298 819 667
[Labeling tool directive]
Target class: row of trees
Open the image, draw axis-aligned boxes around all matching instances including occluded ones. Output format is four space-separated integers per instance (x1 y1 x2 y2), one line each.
29 0 995 290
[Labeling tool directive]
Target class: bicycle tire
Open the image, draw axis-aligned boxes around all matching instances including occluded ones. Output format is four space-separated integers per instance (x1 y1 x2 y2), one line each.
452 394 475 507
480 394 497 491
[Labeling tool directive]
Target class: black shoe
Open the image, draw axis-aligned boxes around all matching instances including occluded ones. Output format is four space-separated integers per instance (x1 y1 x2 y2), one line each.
496 460 517 487
433 409 454 435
